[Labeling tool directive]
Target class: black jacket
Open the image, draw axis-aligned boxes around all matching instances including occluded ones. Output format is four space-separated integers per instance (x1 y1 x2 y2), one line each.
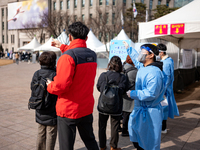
97 70 127 115
31 66 57 126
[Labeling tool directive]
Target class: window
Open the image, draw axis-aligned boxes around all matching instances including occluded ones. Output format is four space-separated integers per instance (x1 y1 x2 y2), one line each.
123 0 126 6
99 0 102 5
106 13 109 24
2 8 4 16
90 0 93 6
53 2 56 10
111 32 115 39
113 0 116 5
166 0 170 7
6 8 7 16
74 0 77 8
99 32 102 41
43 34 45 43
13 35 15 44
6 35 8 43
149 0 153 9
67 0 70 9
2 22 4 30
82 0 85 7
90 14 92 18
106 0 109 5
67 17 70 25
99 13 102 23
141 0 144 3
11 35 15 43
112 13 115 24
158 0 161 5
82 14 85 21
2 35 4 43
74 15 77 21
60 1 63 10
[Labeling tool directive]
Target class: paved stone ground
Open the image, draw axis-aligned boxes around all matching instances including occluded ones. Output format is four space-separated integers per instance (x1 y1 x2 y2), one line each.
0 62 200 150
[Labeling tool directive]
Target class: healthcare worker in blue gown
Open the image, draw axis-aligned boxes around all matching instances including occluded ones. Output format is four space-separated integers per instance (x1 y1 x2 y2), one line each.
157 43 179 134
123 42 165 150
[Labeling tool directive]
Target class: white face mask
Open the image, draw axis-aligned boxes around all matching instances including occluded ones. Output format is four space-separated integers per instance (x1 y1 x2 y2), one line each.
156 55 161 61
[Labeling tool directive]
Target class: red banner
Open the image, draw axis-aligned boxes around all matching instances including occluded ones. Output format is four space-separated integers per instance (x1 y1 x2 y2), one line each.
170 23 185 34
154 24 168 35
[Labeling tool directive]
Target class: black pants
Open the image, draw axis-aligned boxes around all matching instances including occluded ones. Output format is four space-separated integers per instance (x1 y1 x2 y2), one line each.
99 113 121 149
162 120 167 130
133 142 144 150
122 111 131 133
58 114 99 150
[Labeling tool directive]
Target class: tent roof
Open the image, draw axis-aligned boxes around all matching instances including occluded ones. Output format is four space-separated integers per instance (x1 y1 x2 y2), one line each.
139 0 200 49
34 37 60 52
113 29 135 47
18 37 41 51
86 30 104 51
57 31 69 45
95 29 134 53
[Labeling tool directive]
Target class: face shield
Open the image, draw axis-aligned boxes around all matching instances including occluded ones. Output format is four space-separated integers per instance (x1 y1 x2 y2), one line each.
138 46 154 63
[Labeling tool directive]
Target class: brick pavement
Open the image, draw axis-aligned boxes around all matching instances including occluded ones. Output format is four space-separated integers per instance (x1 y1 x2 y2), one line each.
0 62 200 150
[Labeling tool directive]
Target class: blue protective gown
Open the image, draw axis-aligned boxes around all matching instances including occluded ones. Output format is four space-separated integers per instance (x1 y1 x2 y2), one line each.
161 56 179 120
127 47 165 150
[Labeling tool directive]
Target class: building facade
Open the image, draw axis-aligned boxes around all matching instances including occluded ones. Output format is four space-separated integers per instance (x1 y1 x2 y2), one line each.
0 0 193 53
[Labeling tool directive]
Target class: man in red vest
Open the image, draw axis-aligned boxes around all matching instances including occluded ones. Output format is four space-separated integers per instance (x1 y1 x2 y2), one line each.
47 22 99 150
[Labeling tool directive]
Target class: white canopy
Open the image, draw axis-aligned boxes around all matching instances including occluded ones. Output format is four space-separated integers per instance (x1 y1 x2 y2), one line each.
113 29 135 47
138 0 200 49
95 29 135 53
57 31 69 45
86 30 104 51
18 37 41 51
34 37 60 52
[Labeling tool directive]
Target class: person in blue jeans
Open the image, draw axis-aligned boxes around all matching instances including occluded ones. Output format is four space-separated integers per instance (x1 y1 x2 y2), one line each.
123 42 165 150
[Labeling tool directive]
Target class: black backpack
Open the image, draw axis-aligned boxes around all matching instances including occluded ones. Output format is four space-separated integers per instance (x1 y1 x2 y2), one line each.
28 71 54 110
97 73 121 115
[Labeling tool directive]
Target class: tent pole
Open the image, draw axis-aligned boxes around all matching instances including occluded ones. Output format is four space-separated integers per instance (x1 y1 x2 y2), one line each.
177 47 180 69
195 48 198 67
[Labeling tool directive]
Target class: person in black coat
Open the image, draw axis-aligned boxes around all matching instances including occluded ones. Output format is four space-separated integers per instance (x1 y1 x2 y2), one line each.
30 51 57 150
97 56 127 150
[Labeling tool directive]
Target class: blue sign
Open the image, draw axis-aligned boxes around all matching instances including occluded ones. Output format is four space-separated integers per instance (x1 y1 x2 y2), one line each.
109 40 131 62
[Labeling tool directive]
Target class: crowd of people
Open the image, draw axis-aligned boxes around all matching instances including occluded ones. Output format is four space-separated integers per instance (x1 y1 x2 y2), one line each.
0 51 40 64
29 22 179 150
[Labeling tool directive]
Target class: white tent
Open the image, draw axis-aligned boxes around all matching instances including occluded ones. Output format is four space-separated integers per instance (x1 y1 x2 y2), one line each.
138 0 200 49
95 29 135 53
57 31 69 45
86 30 104 51
34 37 60 52
113 29 135 48
18 37 41 51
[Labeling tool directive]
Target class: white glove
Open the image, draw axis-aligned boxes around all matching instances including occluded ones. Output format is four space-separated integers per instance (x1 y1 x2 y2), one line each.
123 41 129 49
126 90 131 98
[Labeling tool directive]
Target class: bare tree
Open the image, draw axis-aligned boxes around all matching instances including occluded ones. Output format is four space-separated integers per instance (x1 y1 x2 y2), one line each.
88 6 123 54
22 21 45 44
22 10 72 43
